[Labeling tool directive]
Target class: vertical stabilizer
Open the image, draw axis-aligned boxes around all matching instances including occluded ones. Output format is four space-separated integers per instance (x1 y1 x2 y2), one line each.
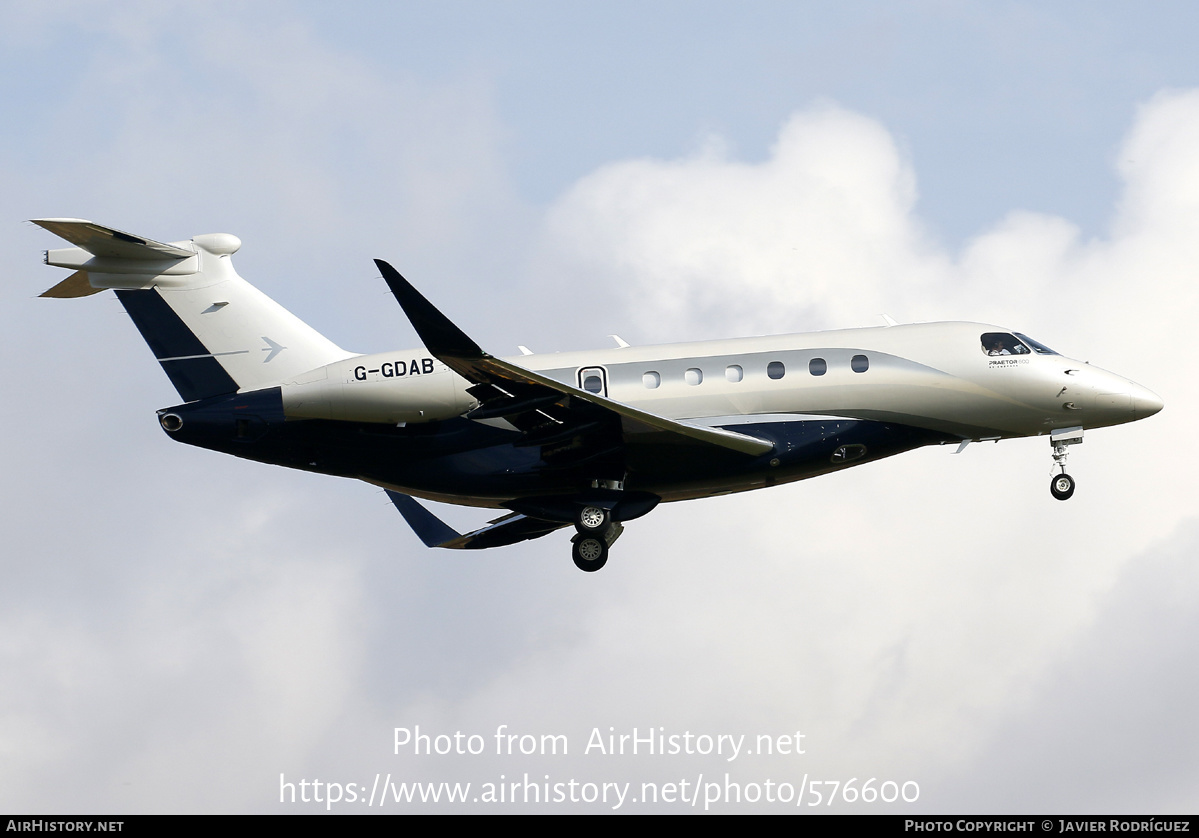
34 219 354 401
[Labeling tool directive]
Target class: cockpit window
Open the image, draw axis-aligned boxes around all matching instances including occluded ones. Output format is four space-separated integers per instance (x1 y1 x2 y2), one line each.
980 332 1031 356
1013 332 1059 355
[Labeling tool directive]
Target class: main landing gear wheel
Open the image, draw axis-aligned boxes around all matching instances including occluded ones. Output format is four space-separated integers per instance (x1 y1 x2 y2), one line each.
576 505 610 534
1051 473 1076 501
572 536 609 572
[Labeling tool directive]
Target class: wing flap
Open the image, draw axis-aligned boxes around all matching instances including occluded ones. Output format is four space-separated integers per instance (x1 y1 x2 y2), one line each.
483 356 775 456
374 259 774 457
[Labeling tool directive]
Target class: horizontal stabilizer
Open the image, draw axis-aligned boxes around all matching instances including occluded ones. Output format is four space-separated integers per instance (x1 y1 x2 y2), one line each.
34 218 353 401
386 491 566 549
31 218 194 260
39 270 102 298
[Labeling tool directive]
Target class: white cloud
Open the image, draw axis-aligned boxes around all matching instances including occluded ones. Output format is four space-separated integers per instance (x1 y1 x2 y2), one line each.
536 103 949 340
2 7 1196 810
427 93 1195 812
934 519 1199 813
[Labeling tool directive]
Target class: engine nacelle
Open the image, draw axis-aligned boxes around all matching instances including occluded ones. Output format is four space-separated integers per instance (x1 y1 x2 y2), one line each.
279 350 474 423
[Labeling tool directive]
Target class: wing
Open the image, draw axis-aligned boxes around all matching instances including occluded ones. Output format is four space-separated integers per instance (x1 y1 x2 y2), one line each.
386 491 568 550
373 259 775 458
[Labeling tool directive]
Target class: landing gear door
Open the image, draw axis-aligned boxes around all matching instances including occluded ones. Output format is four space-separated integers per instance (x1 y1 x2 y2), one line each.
578 366 609 398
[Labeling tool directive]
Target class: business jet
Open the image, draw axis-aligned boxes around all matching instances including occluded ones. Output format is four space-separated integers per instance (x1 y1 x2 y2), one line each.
33 219 1163 571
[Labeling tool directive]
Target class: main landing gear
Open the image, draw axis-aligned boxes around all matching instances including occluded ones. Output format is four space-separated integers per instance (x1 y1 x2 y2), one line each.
576 505 611 534
570 474 647 573
571 501 624 572
1049 427 1083 501
501 486 659 571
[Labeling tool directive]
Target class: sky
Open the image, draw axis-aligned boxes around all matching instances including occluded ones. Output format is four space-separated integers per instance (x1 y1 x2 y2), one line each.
0 0 1196 814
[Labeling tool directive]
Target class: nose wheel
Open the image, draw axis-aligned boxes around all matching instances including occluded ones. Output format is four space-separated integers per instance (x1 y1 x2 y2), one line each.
1048 427 1083 501
1050 472 1076 501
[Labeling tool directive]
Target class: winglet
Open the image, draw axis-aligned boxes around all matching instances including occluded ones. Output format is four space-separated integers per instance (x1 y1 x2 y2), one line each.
374 259 485 359
386 490 461 548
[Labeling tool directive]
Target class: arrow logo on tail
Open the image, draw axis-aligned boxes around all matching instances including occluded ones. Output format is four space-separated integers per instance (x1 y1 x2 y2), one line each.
261 336 286 362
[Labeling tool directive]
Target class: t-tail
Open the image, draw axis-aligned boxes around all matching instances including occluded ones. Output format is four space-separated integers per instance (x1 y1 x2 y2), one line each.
34 218 353 401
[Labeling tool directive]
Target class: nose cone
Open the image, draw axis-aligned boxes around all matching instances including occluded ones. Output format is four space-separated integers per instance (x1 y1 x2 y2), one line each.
1132 382 1164 419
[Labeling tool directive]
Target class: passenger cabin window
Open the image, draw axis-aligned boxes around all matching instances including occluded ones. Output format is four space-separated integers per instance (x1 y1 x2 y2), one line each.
685 368 703 386
579 366 607 396
767 361 786 380
809 358 827 376
851 354 869 373
980 332 1031 356
726 364 743 383
643 371 661 389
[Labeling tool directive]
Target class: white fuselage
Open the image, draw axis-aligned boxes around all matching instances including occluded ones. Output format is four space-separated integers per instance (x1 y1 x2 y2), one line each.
279 320 1161 442
34 218 1166 561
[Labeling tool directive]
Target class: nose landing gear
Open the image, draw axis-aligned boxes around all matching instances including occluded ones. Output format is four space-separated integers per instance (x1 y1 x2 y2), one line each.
1049 427 1083 501
1050 472 1076 501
